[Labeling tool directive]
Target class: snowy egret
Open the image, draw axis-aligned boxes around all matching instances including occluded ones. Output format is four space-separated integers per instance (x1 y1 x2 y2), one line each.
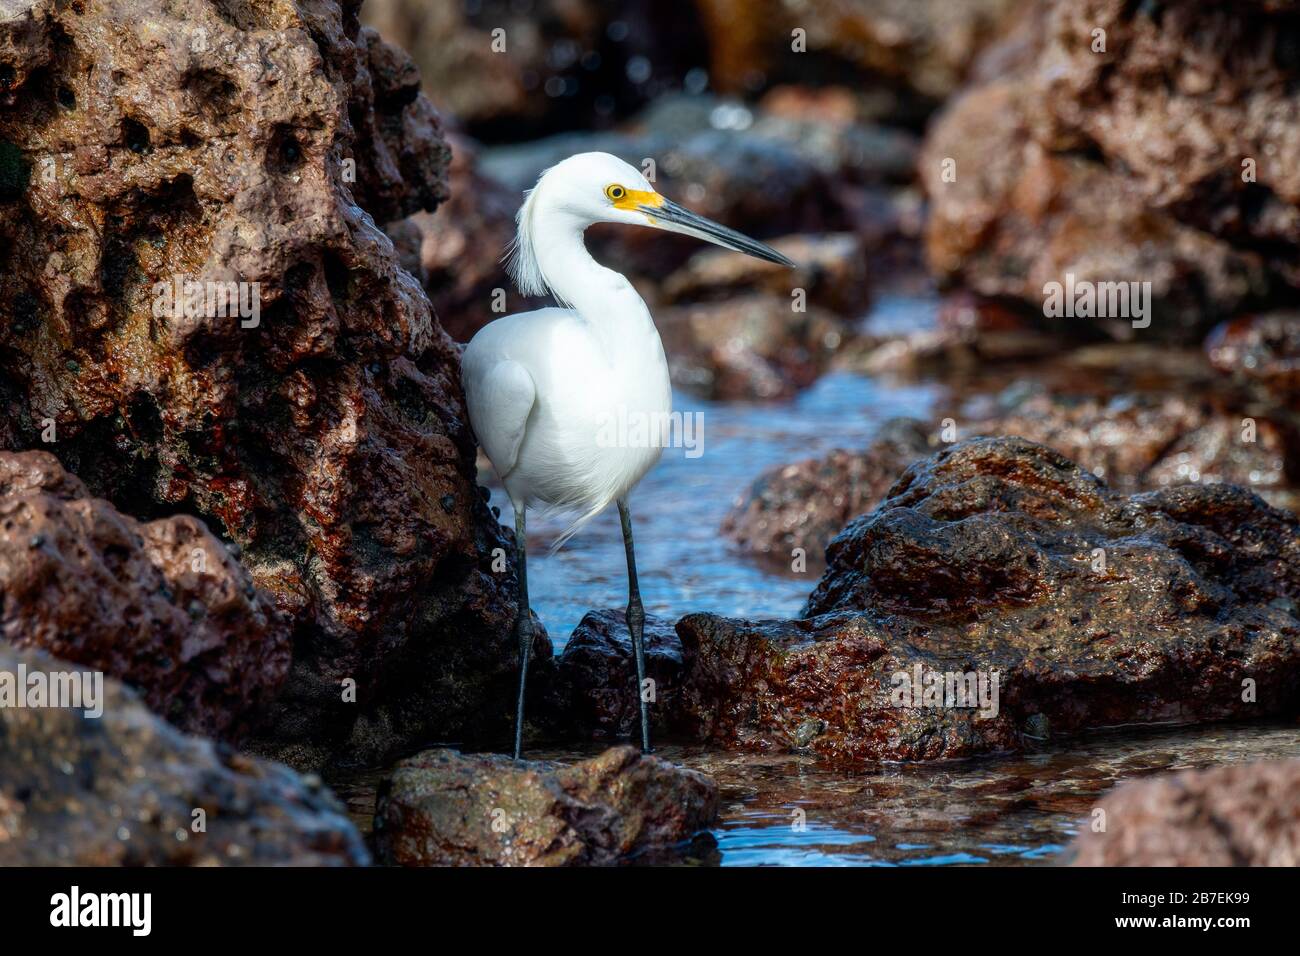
462 152 794 758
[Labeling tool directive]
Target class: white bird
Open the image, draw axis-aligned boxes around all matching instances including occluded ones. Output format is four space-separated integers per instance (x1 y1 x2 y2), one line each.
462 152 793 758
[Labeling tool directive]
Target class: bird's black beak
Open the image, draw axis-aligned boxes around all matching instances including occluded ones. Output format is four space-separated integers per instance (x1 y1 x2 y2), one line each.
638 198 795 267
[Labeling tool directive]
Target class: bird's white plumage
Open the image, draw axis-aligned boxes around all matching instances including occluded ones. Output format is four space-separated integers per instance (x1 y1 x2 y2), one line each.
463 154 672 546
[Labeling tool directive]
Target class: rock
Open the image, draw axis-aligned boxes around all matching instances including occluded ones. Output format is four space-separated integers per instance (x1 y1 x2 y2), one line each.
1206 313 1300 409
657 293 850 400
923 84 1270 342
634 91 920 188
361 0 707 139
0 644 369 866
726 384 1297 566
373 746 718 866
675 438 1300 763
721 418 933 566
847 296 1066 377
0 450 288 740
694 0 1025 123
392 132 547 343
662 232 870 318
1069 760 1300 866
0 0 530 768
549 609 683 740
922 1 1300 340
977 388 1294 509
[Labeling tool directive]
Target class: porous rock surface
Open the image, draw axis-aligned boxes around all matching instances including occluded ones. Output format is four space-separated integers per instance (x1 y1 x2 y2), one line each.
373 745 718 866
676 438 1300 763
722 417 933 564
547 608 684 740
0 0 530 768
922 0 1300 340
0 450 288 739
695 0 1024 119
725 390 1296 563
0 643 369 866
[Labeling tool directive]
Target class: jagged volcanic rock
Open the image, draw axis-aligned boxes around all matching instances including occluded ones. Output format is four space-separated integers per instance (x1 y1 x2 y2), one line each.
373 745 718 866
922 0 1300 340
725 388 1296 565
547 608 684 740
0 450 288 739
676 438 1300 763
0 0 530 768
0 643 369 866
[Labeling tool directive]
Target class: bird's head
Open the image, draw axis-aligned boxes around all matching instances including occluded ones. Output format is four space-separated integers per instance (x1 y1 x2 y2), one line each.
507 151 794 298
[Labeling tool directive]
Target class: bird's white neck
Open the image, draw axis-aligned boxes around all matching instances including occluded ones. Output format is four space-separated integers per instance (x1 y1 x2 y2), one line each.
532 213 658 359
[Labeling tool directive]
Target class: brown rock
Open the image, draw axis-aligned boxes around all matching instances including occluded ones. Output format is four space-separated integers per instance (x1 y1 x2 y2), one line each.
657 293 850 400
0 0 528 768
0 450 287 740
847 296 1066 378
721 418 932 566
549 609 683 740
1207 312 1300 408
0 643 369 866
373 746 719 866
1069 760 1300 867
922 0 1300 340
726 386 1296 566
922 83 1270 341
362 0 707 138
982 389 1293 508
675 438 1300 763
394 133 546 343
695 0 1025 119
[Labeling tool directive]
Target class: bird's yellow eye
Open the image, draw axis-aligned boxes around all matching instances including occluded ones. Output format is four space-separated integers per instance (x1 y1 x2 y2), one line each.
605 184 626 202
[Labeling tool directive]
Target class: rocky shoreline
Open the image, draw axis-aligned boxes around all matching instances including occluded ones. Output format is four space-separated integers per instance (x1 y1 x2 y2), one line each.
1 0 1298 866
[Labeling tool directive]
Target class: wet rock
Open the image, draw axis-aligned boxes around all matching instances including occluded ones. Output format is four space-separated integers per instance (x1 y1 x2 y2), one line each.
676 438 1300 763
373 746 718 866
549 609 683 740
0 450 288 740
362 0 707 139
1206 313 1300 409
663 232 870 318
978 388 1294 509
840 292 1072 380
923 84 1269 342
726 385 1296 565
0 644 369 866
721 418 933 566
657 293 850 400
695 0 1025 124
0 0 527 769
923 1 1300 340
1069 760 1300 866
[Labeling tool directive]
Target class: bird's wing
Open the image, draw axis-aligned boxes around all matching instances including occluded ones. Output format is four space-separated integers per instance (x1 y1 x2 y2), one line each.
465 358 536 478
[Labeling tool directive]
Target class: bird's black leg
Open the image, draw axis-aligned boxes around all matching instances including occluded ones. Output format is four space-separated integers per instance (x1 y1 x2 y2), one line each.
617 498 653 753
512 506 532 760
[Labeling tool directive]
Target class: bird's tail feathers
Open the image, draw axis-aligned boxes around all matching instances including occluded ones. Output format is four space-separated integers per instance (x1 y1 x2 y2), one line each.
543 500 608 556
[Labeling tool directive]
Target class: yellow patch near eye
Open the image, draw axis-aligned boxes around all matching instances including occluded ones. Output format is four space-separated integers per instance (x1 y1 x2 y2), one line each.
608 186 662 212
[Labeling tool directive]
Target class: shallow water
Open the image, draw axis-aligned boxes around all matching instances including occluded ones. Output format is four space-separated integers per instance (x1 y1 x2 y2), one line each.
494 367 939 643
337 722 1300 866
428 294 1300 866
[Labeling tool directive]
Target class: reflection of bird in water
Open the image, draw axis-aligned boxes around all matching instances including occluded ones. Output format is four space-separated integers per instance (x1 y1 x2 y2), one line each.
462 152 794 758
